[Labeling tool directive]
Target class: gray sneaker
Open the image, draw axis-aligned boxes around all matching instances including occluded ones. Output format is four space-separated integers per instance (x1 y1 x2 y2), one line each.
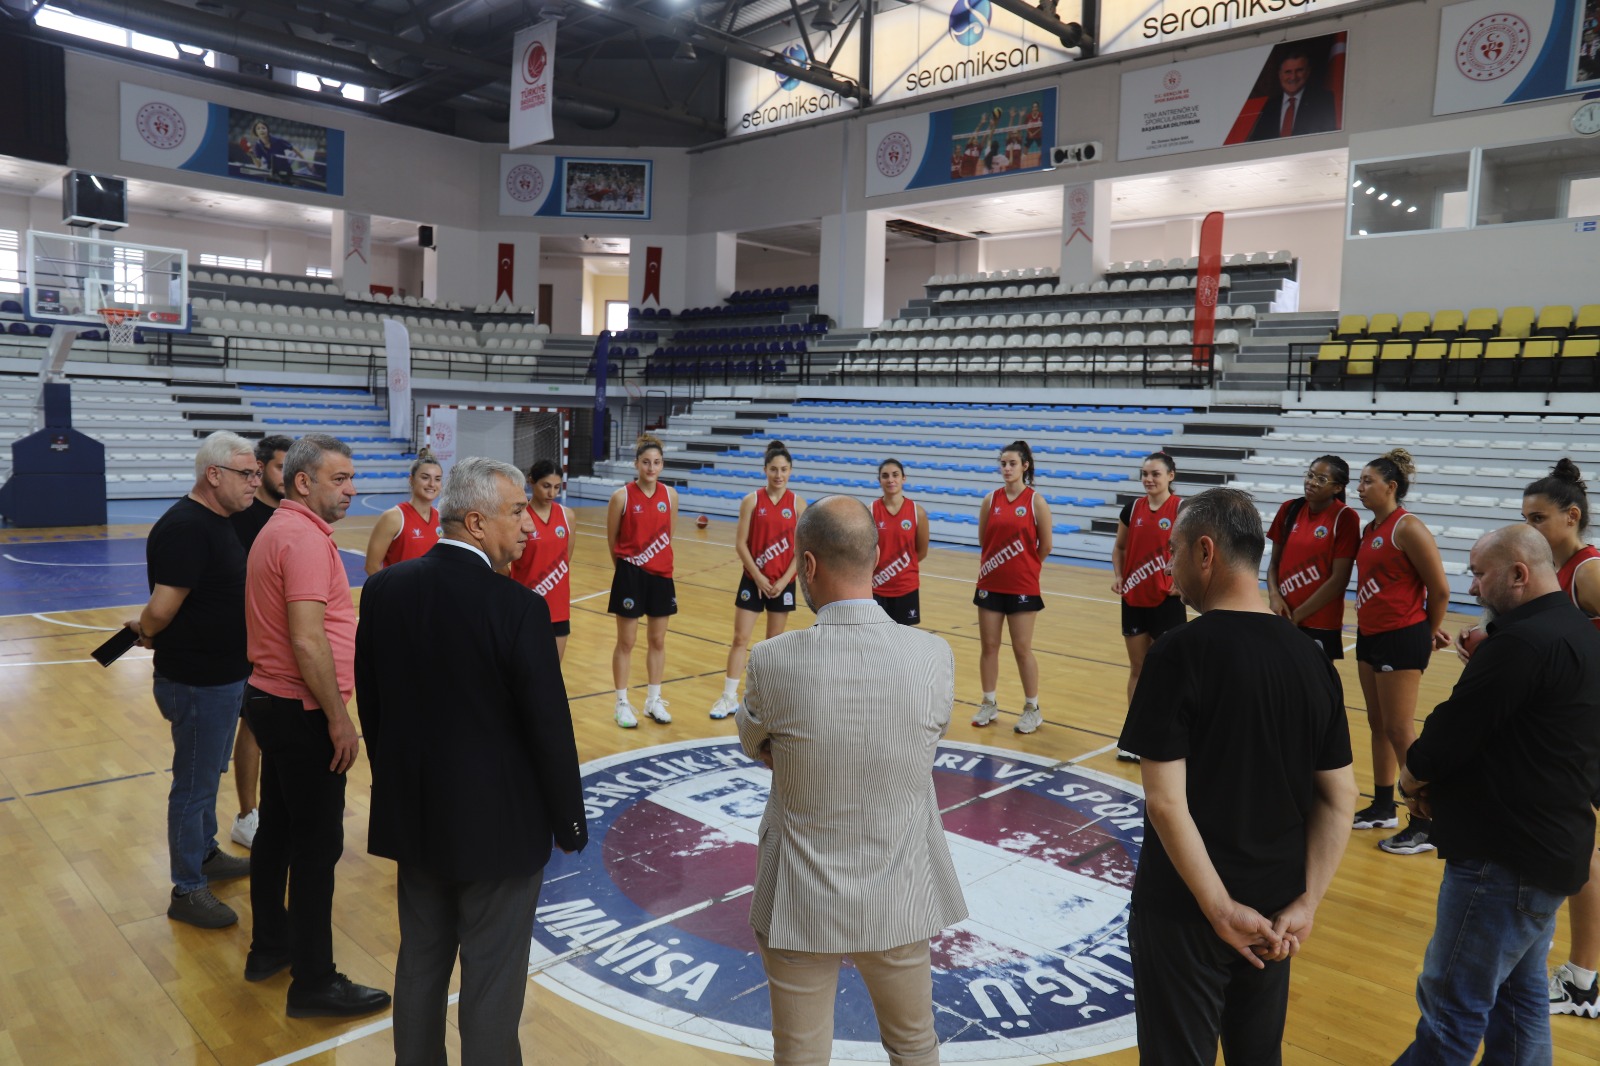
1014 704 1043 734
201 848 251 882
168 886 238 929
972 698 1001 727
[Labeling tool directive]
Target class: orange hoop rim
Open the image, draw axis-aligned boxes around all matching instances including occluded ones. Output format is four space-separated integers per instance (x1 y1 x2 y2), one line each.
95 308 142 325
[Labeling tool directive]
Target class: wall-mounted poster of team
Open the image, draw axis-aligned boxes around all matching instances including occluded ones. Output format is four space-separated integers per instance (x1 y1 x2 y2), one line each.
871 0 1081 106
1117 32 1345 161
498 154 652 219
725 29 861 137
1434 0 1600 115
120 83 345 195
865 87 1056 197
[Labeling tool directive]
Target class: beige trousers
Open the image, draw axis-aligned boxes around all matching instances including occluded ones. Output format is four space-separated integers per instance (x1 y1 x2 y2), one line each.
755 932 939 1066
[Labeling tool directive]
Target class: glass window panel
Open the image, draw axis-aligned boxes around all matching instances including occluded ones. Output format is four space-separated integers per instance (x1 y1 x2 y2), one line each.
1571 176 1600 217
1478 138 1600 224
1350 153 1471 235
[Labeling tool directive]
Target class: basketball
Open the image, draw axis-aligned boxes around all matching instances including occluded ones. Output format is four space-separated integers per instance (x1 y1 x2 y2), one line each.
696 514 709 529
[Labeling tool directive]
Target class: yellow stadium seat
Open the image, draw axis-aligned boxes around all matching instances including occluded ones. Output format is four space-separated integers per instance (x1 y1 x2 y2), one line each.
1535 305 1573 336
1480 337 1522 388
1443 339 1483 389
1344 339 1379 379
1333 315 1366 339
1367 313 1399 336
1431 310 1465 336
1376 340 1414 386
1407 339 1449 389
1397 312 1432 336
1555 336 1600 388
1574 305 1600 333
1498 306 1535 339
1463 308 1499 337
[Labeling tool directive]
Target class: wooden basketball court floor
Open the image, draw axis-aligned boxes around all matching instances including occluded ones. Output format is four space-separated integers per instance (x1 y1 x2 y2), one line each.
0 498 1591 1066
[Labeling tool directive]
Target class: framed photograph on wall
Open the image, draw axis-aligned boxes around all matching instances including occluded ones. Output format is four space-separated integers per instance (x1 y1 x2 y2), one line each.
560 158 652 219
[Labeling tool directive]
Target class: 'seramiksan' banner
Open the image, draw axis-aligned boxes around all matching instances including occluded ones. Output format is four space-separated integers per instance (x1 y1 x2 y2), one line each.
726 30 860 137
866 87 1056 197
872 0 1082 105
1434 0 1599 116
1098 0 1364 56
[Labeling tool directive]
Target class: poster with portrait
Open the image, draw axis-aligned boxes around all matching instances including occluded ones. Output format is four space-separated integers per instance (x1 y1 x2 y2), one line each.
561 159 651 218
1434 0 1600 115
866 87 1055 197
1117 32 1345 161
225 109 337 192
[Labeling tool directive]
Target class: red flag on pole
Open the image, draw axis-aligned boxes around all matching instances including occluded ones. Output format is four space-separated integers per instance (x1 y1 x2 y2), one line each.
496 242 514 303
1192 211 1224 369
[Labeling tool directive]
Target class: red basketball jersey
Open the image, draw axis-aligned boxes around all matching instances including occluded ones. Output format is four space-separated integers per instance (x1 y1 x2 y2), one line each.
1120 495 1181 607
1355 508 1428 635
873 496 920 597
615 481 673 577
1268 497 1360 631
510 503 572 623
746 489 797 583
1558 544 1600 631
978 486 1043 596
381 502 439 568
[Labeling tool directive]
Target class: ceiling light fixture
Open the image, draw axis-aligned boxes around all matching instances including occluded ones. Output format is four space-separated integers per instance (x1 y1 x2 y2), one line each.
812 0 839 32
673 39 697 61
1378 192 1387 200
1365 186 1376 195
1351 179 1362 188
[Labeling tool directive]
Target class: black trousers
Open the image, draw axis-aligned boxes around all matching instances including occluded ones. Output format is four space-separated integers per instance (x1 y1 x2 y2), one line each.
1129 904 1291 1066
394 865 545 1066
244 686 346 989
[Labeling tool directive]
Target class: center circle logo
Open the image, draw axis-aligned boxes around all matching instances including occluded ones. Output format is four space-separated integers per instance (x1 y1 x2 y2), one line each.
531 738 1140 1060
136 102 186 150
1454 13 1532 81
877 132 914 178
775 44 808 91
507 164 546 203
949 0 992 47
525 40 548 84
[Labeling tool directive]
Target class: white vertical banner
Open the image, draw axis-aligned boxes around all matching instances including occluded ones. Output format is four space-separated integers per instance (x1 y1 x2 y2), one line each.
383 318 412 441
428 406 458 477
511 21 556 148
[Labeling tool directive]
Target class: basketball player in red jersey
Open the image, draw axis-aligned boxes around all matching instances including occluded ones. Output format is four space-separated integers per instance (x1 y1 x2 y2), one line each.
363 452 442 574
873 458 929 625
1112 452 1185 761
1266 454 1359 659
709 441 806 720
1352 449 1450 856
607 434 677 729
508 459 575 661
972 441 1053 734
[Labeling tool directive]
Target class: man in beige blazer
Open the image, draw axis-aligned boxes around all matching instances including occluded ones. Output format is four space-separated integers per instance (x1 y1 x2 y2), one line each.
737 495 968 1066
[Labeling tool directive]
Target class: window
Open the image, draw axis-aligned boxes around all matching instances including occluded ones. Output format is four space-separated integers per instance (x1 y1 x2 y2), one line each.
293 71 366 101
1477 137 1600 225
1349 153 1471 236
113 247 144 304
200 253 264 272
305 266 333 278
0 229 19 295
605 300 631 333
35 6 214 65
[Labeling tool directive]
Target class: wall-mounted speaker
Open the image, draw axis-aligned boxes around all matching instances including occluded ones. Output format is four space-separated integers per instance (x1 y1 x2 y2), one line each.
418 225 436 249
1050 142 1103 167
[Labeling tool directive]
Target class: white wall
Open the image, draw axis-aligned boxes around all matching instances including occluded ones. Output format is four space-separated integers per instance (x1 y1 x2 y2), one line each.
540 256 584 334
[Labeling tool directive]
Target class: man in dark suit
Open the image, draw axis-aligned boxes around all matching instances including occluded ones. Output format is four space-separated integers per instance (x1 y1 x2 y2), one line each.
356 456 587 1066
1247 50 1338 141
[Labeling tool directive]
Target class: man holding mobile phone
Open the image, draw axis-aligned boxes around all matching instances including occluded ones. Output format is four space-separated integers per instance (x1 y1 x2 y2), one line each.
129 431 260 929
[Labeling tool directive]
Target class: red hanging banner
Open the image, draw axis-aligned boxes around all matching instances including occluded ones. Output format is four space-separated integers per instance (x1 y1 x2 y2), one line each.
496 243 514 303
641 245 663 306
1192 211 1224 369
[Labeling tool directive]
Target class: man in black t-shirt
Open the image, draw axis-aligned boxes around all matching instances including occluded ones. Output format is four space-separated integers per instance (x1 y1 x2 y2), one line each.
128 431 262 929
226 434 292 850
1120 488 1357 1063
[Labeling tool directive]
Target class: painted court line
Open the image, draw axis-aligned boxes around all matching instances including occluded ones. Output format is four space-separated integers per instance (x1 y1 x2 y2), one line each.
27 770 156 796
2 553 145 568
0 653 152 668
570 588 610 604
31 613 120 632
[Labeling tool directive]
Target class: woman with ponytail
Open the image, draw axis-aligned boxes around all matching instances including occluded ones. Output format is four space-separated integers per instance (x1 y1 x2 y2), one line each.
1266 454 1359 659
509 459 575 660
871 458 929 625
1111 451 1185 761
709 440 806 719
607 433 678 729
1352 448 1451 855
972 440 1052 735
363 450 442 574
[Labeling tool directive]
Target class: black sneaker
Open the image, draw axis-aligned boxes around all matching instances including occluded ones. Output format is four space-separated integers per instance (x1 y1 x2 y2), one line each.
200 848 251 882
286 973 392 1018
244 949 292 982
1378 822 1436 855
1115 750 1141 763
167 886 238 929
1353 803 1400 830
1549 964 1600 1018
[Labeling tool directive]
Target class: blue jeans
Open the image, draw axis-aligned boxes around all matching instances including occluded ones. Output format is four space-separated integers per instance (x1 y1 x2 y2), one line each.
1393 857 1564 1066
153 674 244 893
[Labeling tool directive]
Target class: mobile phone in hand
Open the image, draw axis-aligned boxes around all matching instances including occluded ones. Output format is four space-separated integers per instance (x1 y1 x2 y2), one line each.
91 627 141 667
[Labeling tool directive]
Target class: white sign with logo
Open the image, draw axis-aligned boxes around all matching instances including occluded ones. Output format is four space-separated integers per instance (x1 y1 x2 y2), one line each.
510 20 557 148
499 153 558 216
872 0 1082 105
726 31 861 137
1098 0 1365 56
383 318 412 441
428 406 458 477
1433 0 1591 116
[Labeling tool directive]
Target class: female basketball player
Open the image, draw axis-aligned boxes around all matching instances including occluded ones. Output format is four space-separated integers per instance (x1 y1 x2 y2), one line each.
1352 449 1451 855
1111 452 1185 761
872 458 929 626
509 459 575 660
973 440 1052 735
363 451 442 574
607 434 677 728
709 441 805 720
1266 455 1359 659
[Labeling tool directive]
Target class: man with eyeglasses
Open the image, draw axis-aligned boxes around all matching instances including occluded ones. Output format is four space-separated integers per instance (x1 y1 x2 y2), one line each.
243 433 390 1018
129 431 260 929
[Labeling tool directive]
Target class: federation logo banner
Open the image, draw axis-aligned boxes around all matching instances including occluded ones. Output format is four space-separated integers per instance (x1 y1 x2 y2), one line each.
866 87 1056 197
1433 0 1596 115
511 20 557 147
383 319 412 441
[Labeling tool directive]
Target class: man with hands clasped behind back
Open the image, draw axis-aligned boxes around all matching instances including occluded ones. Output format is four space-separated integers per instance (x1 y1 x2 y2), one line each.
1118 488 1358 1065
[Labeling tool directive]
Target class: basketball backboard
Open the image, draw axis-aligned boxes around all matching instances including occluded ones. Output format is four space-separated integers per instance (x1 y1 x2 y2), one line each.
25 230 190 331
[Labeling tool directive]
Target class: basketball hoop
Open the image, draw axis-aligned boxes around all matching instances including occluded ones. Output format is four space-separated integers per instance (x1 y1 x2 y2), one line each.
97 308 140 346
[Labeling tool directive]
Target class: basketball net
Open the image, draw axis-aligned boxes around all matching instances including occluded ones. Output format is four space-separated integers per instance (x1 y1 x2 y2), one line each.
97 308 139 346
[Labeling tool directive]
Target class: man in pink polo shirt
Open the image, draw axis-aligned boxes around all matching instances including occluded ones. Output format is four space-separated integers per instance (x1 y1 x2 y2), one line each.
243 433 389 1018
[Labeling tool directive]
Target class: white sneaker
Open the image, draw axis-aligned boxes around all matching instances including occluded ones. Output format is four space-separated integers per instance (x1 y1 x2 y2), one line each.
709 694 739 720
972 698 1000 727
614 698 638 729
230 809 258 849
643 697 673 724
1014 704 1042 734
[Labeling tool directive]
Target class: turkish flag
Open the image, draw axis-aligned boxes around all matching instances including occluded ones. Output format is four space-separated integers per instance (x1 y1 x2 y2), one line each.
642 246 662 305
497 243 514 302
